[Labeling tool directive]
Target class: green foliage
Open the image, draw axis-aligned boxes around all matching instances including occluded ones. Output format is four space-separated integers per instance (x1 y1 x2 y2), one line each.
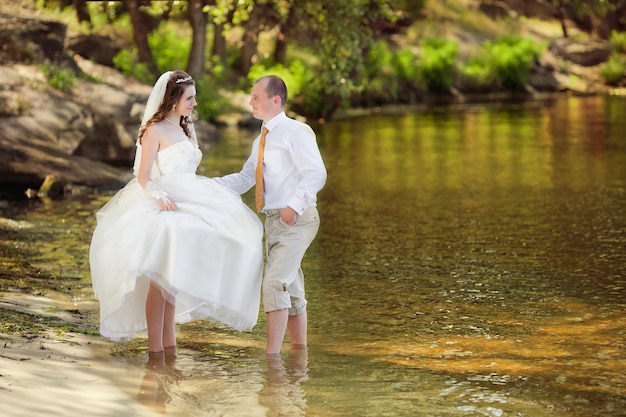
194 75 231 121
359 41 420 105
418 38 458 92
206 55 229 84
457 55 496 91
600 54 626 85
291 75 336 121
40 64 77 93
112 49 154 85
149 23 191 74
609 30 626 54
392 49 420 84
390 0 426 18
113 23 191 84
299 0 397 118
364 40 394 79
359 40 398 103
483 35 543 89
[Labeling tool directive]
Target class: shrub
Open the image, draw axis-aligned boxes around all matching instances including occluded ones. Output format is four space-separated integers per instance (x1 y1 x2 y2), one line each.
601 54 626 85
483 35 543 89
358 40 402 104
392 49 419 85
194 75 231 122
457 56 496 91
417 38 458 92
112 49 154 85
364 40 393 79
113 22 191 85
609 30 626 54
40 64 77 93
148 23 191 74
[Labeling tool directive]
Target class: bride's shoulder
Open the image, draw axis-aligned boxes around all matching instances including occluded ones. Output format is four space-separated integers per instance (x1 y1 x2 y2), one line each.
144 121 171 139
141 122 168 146
146 120 168 132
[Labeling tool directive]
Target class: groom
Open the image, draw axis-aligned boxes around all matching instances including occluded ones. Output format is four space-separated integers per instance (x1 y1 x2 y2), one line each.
214 75 327 355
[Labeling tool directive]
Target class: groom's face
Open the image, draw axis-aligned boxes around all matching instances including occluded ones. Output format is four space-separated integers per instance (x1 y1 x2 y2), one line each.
249 79 279 123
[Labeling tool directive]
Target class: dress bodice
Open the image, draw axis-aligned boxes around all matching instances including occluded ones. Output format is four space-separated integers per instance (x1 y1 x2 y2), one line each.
156 140 202 175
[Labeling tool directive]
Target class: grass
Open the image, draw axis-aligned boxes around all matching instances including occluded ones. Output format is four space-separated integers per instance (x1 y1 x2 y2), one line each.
0 307 98 336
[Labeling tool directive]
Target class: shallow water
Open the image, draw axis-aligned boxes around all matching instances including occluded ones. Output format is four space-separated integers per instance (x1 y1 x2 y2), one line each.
1 95 625 416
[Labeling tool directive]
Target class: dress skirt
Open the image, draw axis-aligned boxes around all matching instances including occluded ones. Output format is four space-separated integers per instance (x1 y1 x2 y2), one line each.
89 173 263 341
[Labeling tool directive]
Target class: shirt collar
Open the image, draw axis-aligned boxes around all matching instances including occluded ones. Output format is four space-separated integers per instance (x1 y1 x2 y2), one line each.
263 111 287 133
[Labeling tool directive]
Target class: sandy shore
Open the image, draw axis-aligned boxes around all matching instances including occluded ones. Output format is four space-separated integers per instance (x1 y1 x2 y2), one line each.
0 294 279 417
0 294 167 417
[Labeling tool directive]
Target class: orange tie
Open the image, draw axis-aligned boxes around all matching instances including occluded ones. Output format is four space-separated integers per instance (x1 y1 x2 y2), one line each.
255 127 269 212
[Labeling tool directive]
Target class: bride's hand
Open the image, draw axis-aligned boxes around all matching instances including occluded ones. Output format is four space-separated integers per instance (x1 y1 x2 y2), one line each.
157 196 177 211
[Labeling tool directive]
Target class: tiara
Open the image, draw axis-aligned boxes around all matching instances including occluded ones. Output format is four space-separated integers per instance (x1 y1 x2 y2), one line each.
175 76 193 84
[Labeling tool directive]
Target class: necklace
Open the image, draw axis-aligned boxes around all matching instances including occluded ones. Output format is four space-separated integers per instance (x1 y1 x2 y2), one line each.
164 117 182 129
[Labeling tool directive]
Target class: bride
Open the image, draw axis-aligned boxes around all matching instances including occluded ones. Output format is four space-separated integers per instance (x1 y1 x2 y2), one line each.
89 70 263 356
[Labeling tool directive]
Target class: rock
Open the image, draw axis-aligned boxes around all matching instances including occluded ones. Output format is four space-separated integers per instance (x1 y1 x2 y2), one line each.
549 38 613 67
0 12 77 70
0 58 221 198
479 1 517 20
501 0 558 20
67 34 121 67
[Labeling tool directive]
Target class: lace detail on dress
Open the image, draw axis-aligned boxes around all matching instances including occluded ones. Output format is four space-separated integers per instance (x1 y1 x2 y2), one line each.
156 140 202 175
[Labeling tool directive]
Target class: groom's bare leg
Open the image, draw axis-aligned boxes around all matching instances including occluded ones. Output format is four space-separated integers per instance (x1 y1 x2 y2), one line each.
287 310 307 348
266 309 289 355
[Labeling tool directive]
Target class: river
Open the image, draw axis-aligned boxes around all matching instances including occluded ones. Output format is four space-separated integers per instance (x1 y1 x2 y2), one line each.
1 94 625 416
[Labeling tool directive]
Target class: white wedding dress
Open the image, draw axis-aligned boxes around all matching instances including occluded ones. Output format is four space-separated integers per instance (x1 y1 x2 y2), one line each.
89 138 263 341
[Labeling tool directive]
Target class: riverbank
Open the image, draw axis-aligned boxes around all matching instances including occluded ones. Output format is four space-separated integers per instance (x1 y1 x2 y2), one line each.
0 294 165 417
1 0 620 198
0 291 274 417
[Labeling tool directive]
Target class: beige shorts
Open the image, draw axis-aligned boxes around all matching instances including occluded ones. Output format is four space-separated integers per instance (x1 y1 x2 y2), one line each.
262 206 320 315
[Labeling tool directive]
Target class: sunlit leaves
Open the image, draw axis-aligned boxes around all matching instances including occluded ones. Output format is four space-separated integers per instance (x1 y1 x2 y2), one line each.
209 0 254 27
294 0 398 116
418 38 458 92
483 35 544 89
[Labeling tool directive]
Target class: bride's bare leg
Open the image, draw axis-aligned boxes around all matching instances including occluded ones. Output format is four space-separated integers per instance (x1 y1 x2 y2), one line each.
146 282 166 353
163 299 176 349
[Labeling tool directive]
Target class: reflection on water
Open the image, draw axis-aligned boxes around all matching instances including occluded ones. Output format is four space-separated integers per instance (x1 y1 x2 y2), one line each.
1 95 625 416
137 350 182 413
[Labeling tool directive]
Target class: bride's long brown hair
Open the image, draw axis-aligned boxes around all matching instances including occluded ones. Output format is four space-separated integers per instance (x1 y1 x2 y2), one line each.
138 70 195 143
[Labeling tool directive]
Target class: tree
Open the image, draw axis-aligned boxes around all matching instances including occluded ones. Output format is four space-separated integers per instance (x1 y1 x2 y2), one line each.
553 0 569 37
273 2 298 65
207 0 234 67
187 0 209 78
124 0 161 76
295 0 397 118
551 0 626 39
239 2 273 75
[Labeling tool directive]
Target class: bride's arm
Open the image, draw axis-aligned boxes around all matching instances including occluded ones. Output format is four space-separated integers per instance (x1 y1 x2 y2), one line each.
137 126 176 211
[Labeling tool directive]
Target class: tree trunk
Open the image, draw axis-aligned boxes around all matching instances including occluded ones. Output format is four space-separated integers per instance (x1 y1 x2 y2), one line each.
73 0 91 26
273 3 296 65
240 28 256 75
239 2 266 75
212 23 227 65
555 0 568 38
187 0 208 78
124 0 158 75
210 1 233 67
